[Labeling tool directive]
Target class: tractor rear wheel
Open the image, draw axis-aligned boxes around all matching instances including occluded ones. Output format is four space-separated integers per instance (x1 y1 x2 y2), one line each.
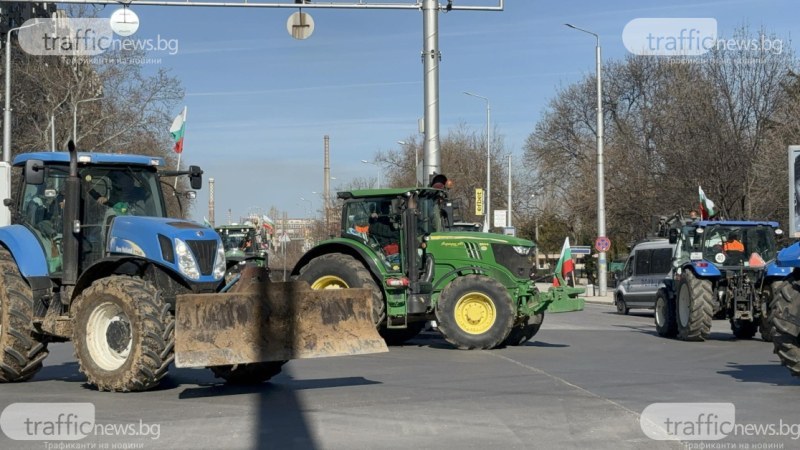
435 275 515 350
772 278 800 376
502 313 544 346
654 291 677 338
72 276 174 392
211 361 286 385
0 249 48 382
298 253 385 328
676 271 714 341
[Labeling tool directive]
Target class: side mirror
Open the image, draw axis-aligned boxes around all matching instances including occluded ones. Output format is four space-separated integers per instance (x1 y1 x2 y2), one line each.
668 228 678 244
25 160 45 185
188 165 203 190
390 198 402 215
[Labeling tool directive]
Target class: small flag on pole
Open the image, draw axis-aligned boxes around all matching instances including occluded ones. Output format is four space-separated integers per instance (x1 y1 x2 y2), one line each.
553 237 575 287
170 106 187 154
698 186 717 220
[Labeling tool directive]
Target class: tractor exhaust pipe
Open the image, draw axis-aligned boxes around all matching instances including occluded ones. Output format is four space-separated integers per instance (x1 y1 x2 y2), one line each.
61 141 80 297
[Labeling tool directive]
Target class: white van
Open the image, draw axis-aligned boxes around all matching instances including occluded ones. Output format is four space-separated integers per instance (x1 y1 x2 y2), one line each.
614 239 676 314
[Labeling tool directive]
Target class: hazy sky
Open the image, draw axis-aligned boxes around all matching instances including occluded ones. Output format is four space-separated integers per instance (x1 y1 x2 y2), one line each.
111 0 798 221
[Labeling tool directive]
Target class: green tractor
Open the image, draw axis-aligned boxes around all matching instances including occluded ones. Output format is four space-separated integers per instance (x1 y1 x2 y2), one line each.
293 181 584 349
215 224 268 278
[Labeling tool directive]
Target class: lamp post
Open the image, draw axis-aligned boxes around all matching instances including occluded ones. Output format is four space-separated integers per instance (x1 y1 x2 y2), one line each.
73 96 104 144
398 140 419 187
464 91 491 232
566 23 607 296
507 154 512 229
299 196 313 217
4 21 43 162
361 159 381 187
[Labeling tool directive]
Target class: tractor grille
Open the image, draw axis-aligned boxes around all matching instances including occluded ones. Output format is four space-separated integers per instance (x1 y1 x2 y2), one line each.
491 244 531 279
464 242 483 259
187 240 217 275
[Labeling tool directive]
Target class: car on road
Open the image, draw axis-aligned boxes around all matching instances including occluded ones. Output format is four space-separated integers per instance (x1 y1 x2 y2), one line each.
614 239 675 314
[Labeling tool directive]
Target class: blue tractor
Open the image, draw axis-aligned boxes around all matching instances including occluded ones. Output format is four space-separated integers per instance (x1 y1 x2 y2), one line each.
770 244 800 376
0 145 385 392
655 220 790 341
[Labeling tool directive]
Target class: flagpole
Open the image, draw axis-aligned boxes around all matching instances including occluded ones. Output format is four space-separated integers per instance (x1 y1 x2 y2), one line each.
173 106 187 189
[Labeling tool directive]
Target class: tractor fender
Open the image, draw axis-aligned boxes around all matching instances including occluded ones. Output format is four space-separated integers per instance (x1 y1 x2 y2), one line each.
766 260 793 277
292 241 385 280
0 225 49 278
776 242 800 268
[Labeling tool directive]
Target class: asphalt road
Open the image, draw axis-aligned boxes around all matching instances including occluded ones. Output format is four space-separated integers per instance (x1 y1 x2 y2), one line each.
1 304 798 450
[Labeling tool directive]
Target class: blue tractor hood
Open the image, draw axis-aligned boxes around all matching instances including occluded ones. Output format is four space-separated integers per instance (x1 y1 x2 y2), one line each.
107 216 223 283
777 242 800 269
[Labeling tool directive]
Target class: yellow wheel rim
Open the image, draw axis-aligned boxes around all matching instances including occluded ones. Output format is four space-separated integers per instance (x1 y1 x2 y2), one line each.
311 275 349 290
454 292 496 335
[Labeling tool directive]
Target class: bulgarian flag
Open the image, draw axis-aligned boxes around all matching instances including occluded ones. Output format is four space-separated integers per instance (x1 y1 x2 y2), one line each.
553 237 575 287
698 186 717 219
170 106 187 154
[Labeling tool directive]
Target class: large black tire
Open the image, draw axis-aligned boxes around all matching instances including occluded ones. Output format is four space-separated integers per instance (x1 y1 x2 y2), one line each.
298 253 385 327
502 313 544 346
72 276 174 392
435 275 515 350
760 282 780 342
772 279 800 376
0 249 49 382
615 295 630 315
654 290 677 338
211 361 286 385
676 271 714 341
379 321 426 346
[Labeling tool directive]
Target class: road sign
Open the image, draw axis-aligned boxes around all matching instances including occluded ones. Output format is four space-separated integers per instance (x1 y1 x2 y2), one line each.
571 245 591 255
287 12 314 40
595 236 611 252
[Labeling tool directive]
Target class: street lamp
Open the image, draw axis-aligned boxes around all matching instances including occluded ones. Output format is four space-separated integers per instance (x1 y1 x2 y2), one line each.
73 96 104 144
566 23 607 296
299 196 313 217
4 20 43 162
361 159 381 187
464 91 491 232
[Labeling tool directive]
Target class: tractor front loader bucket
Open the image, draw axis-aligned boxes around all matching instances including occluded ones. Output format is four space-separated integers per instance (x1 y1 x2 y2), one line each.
174 267 388 368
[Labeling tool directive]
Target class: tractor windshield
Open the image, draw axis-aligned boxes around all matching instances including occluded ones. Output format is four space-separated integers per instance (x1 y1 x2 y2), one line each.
698 224 777 266
81 166 164 218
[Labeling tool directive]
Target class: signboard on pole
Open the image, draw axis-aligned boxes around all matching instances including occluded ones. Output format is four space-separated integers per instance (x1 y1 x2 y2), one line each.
475 188 484 215
594 236 611 253
790 145 800 237
494 209 507 228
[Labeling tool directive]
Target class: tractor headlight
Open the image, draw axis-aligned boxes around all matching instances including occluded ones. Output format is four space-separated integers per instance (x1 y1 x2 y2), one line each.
512 245 532 256
213 241 226 280
175 238 201 280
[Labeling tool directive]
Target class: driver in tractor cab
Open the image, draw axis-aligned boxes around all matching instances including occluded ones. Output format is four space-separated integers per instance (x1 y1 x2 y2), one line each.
369 204 399 258
90 170 148 215
723 231 746 265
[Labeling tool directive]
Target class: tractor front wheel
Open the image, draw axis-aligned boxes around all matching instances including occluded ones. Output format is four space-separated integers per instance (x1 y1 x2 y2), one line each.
0 249 49 382
435 275 515 350
72 276 174 392
772 278 800 376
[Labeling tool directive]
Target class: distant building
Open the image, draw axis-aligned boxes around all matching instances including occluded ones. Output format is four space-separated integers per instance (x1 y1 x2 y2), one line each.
0 2 57 39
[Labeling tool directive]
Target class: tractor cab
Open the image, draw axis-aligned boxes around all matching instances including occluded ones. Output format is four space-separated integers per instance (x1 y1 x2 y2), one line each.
674 221 781 269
